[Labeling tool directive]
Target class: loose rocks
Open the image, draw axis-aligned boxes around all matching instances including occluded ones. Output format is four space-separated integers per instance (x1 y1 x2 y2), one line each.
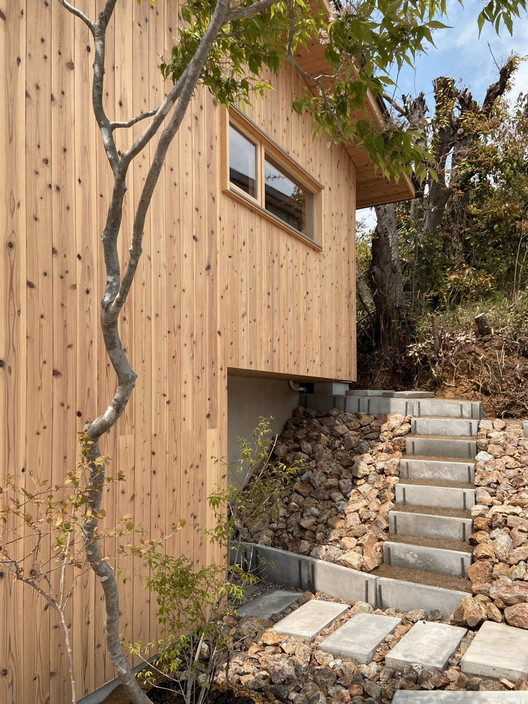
245 408 411 572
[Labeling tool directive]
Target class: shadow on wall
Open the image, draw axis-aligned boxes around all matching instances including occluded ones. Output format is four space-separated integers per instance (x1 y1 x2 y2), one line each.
227 374 301 488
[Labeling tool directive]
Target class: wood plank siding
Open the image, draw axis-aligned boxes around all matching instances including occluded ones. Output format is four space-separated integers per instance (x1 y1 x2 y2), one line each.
0 2 408 700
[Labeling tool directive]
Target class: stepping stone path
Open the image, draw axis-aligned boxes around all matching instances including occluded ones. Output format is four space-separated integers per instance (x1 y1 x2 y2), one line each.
237 589 300 618
244 590 528 688
461 621 528 681
273 598 348 641
319 612 401 662
385 621 467 672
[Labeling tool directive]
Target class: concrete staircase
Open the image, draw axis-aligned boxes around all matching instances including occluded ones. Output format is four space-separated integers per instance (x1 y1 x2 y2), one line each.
378 401 480 591
302 386 483 595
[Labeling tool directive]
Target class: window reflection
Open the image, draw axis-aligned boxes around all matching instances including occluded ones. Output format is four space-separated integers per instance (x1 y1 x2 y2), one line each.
229 125 257 198
264 157 312 236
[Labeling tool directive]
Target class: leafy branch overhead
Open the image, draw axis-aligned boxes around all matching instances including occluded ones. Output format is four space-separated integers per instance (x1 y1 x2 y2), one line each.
159 0 525 182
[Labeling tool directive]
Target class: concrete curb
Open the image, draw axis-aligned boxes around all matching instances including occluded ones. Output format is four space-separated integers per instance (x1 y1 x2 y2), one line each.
240 543 464 619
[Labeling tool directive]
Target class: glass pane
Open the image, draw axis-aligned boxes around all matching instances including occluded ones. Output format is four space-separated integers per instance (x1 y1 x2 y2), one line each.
229 124 257 198
264 156 313 236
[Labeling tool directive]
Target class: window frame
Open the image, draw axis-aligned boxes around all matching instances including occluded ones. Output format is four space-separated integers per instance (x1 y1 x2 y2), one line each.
221 106 323 249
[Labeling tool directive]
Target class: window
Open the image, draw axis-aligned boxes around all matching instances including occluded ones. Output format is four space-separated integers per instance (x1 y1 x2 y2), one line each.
222 108 323 246
229 125 257 198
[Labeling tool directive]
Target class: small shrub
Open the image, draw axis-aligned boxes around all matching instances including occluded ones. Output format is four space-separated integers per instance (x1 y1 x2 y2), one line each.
135 418 302 703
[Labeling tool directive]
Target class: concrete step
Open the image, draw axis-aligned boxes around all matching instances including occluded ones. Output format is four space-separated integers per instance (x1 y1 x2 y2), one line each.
273 598 349 641
461 620 528 681
386 621 467 672
346 389 434 398
389 510 472 542
301 391 483 419
313 382 351 395
375 571 469 617
383 541 472 578
395 482 475 510
400 458 475 484
385 532 470 554
406 435 477 459
359 396 415 415
242 543 467 619
393 693 528 702
411 417 480 437
414 398 483 419
319 612 401 663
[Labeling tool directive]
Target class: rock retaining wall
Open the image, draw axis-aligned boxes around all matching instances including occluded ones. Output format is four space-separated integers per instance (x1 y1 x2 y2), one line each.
245 407 410 573
460 420 528 629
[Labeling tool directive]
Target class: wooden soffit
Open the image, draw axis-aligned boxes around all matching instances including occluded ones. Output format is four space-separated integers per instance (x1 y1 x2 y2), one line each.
293 38 415 209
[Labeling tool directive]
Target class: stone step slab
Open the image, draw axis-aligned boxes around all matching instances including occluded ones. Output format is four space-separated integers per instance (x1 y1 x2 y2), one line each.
411 417 480 437
273 599 349 641
395 483 475 510
406 436 477 459
376 577 468 619
385 621 467 672
319 612 401 663
389 511 473 542
383 541 472 578
461 620 528 681
346 390 435 398
238 590 300 619
400 458 475 484
301 393 483 420
413 399 484 420
393 694 528 702
359 396 416 416
313 382 351 395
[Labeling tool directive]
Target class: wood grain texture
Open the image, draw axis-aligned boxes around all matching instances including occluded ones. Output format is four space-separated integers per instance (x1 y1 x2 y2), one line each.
0 0 403 699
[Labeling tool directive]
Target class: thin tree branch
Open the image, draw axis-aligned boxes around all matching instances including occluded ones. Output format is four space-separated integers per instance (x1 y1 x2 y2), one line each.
56 0 95 32
120 73 189 169
110 109 158 131
228 0 277 20
91 3 120 173
383 93 406 116
112 0 232 317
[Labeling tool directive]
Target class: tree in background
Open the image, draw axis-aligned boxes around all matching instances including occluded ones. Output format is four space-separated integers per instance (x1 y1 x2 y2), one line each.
360 57 522 350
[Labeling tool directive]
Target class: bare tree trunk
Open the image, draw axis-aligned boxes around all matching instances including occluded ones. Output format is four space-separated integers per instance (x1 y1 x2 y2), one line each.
369 203 409 347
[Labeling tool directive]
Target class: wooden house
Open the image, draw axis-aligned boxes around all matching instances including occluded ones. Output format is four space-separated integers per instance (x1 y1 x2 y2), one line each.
0 1 414 701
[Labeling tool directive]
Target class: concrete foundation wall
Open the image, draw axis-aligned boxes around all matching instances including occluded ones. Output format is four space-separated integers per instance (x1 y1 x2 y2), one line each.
227 375 300 487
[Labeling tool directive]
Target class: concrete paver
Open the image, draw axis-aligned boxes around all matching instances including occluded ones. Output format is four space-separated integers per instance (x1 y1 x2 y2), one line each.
273 599 349 641
461 621 528 681
319 612 401 663
238 590 300 619
385 621 467 672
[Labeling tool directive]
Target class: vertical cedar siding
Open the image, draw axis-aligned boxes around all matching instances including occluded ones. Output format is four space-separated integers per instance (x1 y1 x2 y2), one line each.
0 1 357 700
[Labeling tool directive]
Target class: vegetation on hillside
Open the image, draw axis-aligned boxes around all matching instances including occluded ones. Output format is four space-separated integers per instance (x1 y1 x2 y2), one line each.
356 74 528 417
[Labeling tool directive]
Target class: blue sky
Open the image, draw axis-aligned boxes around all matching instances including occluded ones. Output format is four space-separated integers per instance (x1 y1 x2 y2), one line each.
388 0 528 104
